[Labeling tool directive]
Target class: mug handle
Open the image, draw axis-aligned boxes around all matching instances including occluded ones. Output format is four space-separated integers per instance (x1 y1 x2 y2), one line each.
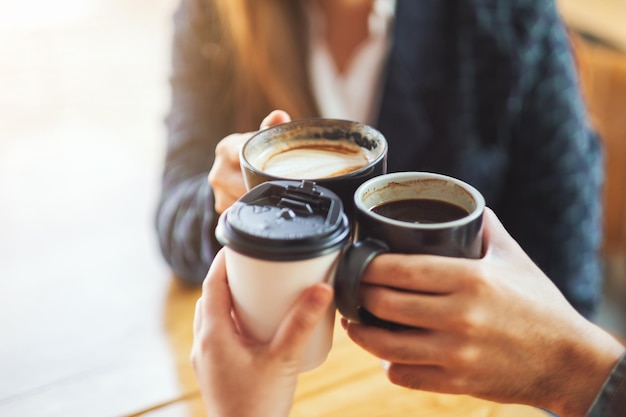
334 239 389 321
335 240 416 331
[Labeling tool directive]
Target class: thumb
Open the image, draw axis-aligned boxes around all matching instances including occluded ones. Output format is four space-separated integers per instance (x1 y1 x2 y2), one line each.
270 283 333 360
260 110 292 129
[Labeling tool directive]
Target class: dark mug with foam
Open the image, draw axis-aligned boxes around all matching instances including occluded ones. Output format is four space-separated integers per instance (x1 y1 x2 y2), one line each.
240 118 388 220
334 172 485 327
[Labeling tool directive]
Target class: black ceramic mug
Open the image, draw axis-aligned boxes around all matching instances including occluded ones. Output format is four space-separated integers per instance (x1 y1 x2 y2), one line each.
334 172 486 326
240 118 388 220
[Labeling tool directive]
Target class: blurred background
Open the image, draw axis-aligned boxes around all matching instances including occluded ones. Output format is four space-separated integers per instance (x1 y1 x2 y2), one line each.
0 0 172 281
0 1 184 416
0 0 624 416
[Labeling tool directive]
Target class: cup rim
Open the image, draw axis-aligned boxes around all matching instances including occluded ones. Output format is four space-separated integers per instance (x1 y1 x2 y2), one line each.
354 172 485 229
240 118 388 182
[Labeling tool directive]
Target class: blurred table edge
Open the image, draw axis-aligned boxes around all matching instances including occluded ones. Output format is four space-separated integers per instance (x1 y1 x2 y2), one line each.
559 0 626 53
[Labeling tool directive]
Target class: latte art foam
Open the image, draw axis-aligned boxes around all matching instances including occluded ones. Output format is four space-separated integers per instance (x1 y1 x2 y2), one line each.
261 145 369 179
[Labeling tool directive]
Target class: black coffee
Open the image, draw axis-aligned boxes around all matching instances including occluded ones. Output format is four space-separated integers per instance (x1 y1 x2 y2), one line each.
371 199 469 224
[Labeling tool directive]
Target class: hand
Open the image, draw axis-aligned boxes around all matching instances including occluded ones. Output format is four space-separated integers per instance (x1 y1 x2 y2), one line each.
208 110 291 213
191 250 333 417
343 208 625 417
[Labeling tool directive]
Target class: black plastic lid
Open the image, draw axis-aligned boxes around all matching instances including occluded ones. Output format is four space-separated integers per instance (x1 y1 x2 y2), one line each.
216 180 350 260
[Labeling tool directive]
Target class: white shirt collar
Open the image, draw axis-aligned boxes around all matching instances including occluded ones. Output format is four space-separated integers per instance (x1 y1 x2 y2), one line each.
307 0 397 124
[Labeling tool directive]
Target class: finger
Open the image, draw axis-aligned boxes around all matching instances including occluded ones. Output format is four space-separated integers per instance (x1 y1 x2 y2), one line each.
385 363 457 394
360 210 511 294
211 179 246 213
214 194 239 215
193 297 203 335
260 110 292 129
360 284 453 329
344 320 445 365
208 162 247 213
207 162 246 194
361 253 478 294
200 250 237 337
270 283 333 360
214 132 251 164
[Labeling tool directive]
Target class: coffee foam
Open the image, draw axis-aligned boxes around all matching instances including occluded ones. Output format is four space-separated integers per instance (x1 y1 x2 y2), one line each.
261 145 369 179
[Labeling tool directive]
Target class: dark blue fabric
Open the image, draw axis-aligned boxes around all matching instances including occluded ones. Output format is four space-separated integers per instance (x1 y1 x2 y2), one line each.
375 0 603 317
156 0 603 317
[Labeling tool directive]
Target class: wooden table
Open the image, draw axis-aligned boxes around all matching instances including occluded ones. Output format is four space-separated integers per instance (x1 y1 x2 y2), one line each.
0 0 610 415
0 269 548 417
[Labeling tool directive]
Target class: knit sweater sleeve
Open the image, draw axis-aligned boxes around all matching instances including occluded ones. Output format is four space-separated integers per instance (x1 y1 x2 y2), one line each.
155 0 230 285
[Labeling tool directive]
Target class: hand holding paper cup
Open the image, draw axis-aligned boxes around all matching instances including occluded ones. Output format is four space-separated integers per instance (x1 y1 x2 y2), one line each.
216 180 350 371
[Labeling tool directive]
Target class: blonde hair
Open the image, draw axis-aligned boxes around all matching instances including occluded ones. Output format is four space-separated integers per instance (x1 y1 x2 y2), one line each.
196 0 318 129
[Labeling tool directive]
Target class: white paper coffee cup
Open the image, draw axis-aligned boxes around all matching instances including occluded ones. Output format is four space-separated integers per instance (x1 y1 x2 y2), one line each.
216 180 350 371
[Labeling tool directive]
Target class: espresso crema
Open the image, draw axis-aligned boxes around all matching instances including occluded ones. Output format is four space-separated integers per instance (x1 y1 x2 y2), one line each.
260 144 369 179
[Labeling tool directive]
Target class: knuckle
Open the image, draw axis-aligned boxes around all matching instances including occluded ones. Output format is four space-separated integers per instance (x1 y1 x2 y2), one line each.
208 169 224 190
366 294 410 326
207 168 218 184
446 345 478 370
384 259 413 281
364 290 391 315
448 305 484 334
214 199 226 214
189 344 205 371
214 136 233 156
215 134 245 160
462 263 489 293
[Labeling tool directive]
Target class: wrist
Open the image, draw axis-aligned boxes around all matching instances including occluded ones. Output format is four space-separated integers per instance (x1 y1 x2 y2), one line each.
544 320 625 417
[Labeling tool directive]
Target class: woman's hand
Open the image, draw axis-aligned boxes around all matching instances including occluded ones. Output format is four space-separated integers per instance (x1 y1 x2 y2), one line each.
344 208 625 417
208 110 291 213
191 250 333 417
